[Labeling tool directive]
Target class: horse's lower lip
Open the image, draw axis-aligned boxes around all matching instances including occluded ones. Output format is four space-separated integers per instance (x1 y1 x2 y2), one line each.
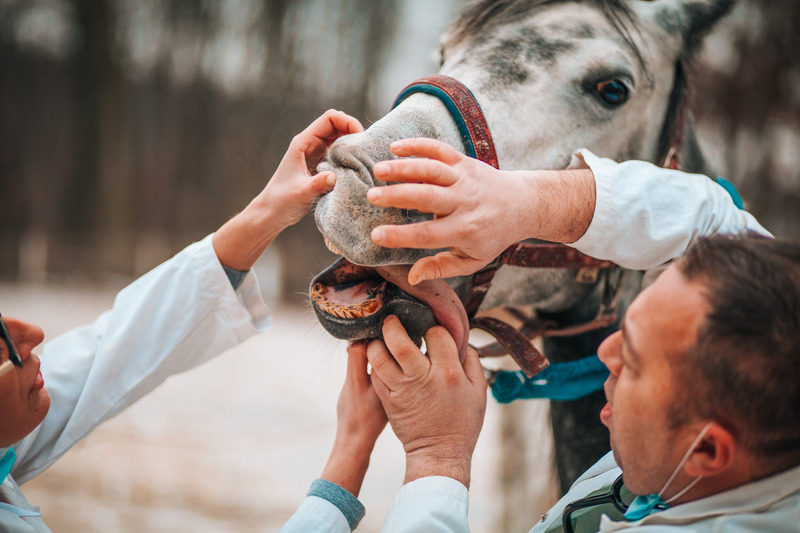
309 257 436 343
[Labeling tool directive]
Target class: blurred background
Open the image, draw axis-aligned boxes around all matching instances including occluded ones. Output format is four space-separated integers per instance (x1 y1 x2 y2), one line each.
0 0 798 531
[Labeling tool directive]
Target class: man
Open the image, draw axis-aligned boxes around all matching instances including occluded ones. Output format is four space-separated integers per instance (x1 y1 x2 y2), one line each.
282 139 795 531
286 234 800 532
0 109 364 532
369 234 800 532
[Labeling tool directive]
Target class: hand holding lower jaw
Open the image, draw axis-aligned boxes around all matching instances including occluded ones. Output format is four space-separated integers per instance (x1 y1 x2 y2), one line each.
366 315 487 488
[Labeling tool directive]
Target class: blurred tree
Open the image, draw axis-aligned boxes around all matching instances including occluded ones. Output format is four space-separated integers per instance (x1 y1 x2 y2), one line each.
0 0 399 290
692 0 800 239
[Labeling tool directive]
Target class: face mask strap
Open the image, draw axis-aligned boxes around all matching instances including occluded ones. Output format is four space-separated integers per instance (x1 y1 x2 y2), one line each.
659 422 713 503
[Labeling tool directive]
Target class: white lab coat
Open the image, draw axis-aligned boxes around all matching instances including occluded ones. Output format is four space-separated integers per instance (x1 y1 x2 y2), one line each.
0 235 271 532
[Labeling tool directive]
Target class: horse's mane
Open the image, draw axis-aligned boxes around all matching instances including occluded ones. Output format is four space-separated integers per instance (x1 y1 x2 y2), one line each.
446 0 645 70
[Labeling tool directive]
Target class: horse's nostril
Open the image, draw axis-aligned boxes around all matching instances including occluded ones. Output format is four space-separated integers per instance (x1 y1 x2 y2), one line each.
328 143 379 187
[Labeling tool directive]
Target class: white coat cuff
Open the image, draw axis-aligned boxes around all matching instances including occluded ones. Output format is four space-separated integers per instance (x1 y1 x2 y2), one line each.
382 476 470 533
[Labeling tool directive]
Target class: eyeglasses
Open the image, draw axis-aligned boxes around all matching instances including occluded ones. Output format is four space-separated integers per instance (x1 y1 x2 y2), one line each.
562 474 633 533
0 313 23 378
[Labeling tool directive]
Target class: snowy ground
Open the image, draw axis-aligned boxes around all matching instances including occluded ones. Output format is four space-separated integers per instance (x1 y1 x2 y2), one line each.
2 280 557 532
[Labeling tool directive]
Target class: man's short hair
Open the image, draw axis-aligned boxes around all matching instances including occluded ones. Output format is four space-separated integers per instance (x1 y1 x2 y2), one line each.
676 233 800 474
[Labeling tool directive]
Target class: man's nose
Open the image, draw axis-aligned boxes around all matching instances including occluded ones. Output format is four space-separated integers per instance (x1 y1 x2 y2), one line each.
4 317 44 361
597 331 622 376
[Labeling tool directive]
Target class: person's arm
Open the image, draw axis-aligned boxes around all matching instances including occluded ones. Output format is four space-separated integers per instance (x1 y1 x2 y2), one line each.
12 110 364 483
367 317 487 532
367 138 770 284
567 148 771 271
281 342 387 532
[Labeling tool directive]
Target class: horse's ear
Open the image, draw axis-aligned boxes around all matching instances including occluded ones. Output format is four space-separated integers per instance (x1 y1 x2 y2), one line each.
637 0 736 58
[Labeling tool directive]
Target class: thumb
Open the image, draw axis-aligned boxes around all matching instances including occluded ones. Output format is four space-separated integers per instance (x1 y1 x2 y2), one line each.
309 171 337 196
409 253 489 284
463 347 488 390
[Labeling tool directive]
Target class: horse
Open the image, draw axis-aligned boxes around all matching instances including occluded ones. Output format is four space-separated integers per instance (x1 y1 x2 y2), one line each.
310 0 734 496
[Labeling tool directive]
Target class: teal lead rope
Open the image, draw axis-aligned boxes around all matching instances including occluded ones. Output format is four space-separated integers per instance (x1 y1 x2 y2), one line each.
490 354 610 403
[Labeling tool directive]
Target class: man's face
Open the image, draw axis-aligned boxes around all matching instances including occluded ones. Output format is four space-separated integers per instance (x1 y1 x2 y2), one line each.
597 264 709 495
0 316 49 447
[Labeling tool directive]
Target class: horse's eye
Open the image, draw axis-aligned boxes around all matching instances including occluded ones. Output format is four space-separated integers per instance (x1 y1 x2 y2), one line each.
594 79 629 107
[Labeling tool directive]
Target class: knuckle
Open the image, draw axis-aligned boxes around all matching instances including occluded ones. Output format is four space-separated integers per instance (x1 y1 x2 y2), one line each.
416 224 433 246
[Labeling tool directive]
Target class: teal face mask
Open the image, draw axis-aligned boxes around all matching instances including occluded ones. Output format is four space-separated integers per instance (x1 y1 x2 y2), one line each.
0 447 16 483
624 423 712 521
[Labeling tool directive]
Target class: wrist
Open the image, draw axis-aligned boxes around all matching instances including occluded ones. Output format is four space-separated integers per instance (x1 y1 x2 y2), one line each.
404 448 473 488
212 198 283 271
522 168 596 243
321 438 376 497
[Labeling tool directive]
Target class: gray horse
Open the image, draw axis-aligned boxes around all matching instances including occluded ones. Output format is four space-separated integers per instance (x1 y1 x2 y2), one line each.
311 0 734 493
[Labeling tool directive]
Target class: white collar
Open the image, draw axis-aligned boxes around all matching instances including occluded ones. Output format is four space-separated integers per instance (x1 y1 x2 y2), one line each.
601 462 800 531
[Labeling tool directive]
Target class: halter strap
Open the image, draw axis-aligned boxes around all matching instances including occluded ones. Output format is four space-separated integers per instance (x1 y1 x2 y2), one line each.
392 75 499 169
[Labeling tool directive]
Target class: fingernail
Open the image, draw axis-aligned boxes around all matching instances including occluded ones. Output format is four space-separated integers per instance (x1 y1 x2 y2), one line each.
325 173 336 187
373 162 388 177
367 188 381 202
371 227 385 243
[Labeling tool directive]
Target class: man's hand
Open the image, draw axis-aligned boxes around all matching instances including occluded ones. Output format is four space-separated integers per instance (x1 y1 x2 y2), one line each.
367 138 596 285
367 316 487 488
321 341 388 497
213 110 363 271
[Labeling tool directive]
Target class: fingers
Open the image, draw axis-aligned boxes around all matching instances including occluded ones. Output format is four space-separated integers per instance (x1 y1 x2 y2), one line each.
308 171 337 196
346 340 371 389
306 109 364 140
294 110 363 169
389 138 465 165
366 338 402 387
371 219 456 250
407 253 489 285
367 181 458 215
422 325 460 369
373 157 458 186
462 347 488 391
380 315 431 379
326 109 365 136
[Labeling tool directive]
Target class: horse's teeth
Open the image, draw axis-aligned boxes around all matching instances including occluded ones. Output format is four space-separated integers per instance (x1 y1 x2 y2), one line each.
312 289 375 320
323 236 343 255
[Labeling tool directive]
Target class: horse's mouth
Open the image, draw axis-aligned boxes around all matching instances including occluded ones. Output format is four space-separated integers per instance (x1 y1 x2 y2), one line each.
310 257 436 342
309 256 470 361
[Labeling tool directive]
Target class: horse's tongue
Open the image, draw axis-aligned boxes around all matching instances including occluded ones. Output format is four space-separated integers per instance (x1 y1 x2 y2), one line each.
376 265 469 363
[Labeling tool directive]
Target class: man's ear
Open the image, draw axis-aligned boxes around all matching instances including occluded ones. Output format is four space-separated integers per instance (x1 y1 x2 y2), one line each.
684 423 736 477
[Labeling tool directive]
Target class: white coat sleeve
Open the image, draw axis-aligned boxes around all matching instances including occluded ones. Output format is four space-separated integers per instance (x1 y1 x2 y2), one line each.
281 497 353 533
569 149 772 271
381 476 470 533
11 234 272 483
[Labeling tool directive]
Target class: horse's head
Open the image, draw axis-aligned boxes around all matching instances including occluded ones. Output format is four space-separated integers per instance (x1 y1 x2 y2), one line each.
310 0 734 352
